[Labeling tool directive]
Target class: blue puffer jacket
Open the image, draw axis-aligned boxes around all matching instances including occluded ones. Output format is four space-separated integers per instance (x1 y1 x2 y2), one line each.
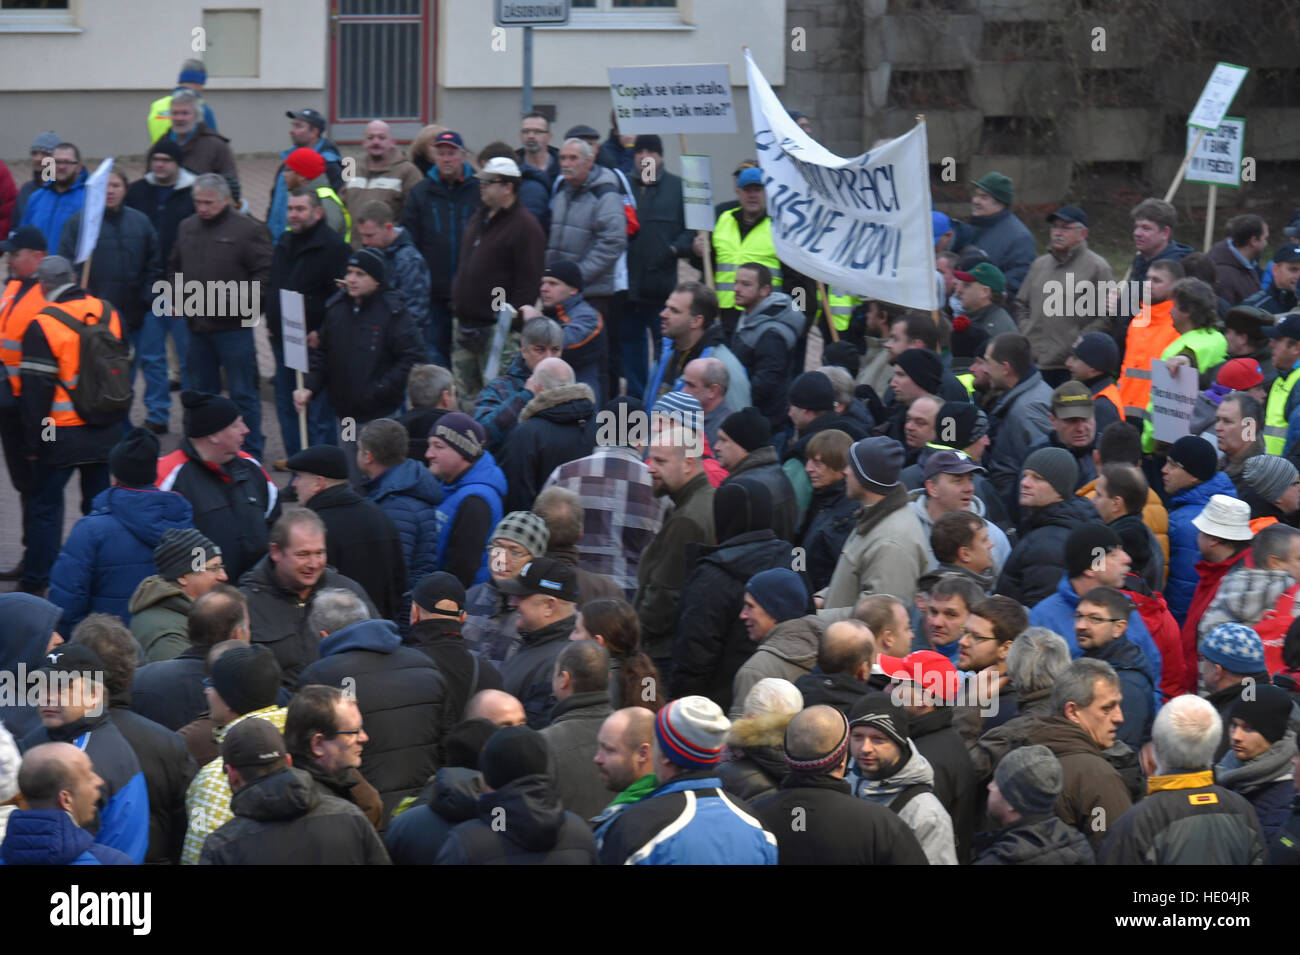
434 452 507 587
1166 471 1237 625
597 773 778 865
1027 572 1162 711
48 486 194 634
363 458 443 587
20 170 88 254
0 810 134 865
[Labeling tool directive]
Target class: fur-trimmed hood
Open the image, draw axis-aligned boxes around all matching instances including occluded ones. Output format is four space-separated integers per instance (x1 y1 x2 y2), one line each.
520 383 596 423
726 711 794 751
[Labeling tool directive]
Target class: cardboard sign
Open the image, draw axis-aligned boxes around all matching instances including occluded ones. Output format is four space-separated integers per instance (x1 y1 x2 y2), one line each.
1186 118 1244 188
608 64 737 135
279 290 309 373
1188 62 1249 131
1149 359 1200 444
679 154 715 231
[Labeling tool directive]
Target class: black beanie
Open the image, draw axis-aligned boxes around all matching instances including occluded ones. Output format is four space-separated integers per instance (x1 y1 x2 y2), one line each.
182 390 239 438
1229 684 1294 744
442 718 500 770
109 427 160 487
480 725 550 789
348 247 387 285
848 691 910 750
935 401 987 450
543 259 584 292
148 138 184 163
823 340 861 376
893 348 944 395
788 371 835 412
1064 523 1123 578
719 407 771 452
210 644 281 716
713 478 773 543
1167 435 1218 483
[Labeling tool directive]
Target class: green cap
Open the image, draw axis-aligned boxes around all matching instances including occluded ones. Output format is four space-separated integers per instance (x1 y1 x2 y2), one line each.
954 261 1007 294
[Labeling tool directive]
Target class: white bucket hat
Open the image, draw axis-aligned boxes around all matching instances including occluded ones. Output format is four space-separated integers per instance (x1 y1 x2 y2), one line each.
1191 493 1253 541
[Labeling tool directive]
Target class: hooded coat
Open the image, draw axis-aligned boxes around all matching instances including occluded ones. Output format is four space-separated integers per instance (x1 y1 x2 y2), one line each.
538 690 614 821
961 207 1037 296
58 204 162 330
1027 715 1133 848
364 457 444 592
199 766 390 865
730 291 807 430
297 618 453 816
908 706 978 864
907 488 1012 578
124 167 197 262
972 814 1096 865
0 595 66 739
1084 636 1156 749
718 712 793 804
995 495 1099 607
108 699 196 864
847 744 958 865
406 617 503 720
128 576 193 664
304 482 407 623
546 162 627 298
986 369 1054 502
382 766 485 864
0 810 134 866
720 446 800 543
498 383 597 513
435 773 598 864
129 644 208 732
729 615 825 721
798 478 859 593
1165 470 1238 625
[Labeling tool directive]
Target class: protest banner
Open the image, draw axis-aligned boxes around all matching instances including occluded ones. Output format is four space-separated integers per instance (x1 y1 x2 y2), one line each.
607 64 736 135
1185 117 1245 251
744 50 936 311
279 290 309 450
74 158 115 275
1149 359 1200 444
1164 62 1249 203
680 154 715 232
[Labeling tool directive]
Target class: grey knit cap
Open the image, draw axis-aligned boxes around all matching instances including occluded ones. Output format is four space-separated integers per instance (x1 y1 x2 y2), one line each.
154 527 221 580
995 744 1063 816
492 511 550 558
1243 454 1298 503
1021 447 1078 502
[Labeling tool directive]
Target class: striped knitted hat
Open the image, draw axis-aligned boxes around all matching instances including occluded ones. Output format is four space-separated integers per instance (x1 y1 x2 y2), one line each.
655 696 730 769
784 708 850 775
492 511 550 558
652 390 703 435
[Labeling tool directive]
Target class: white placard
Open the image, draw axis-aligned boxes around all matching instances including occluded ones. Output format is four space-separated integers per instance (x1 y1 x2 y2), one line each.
607 64 737 135
745 51 937 311
679 154 714 232
279 290 309 373
1149 359 1200 444
1185 118 1244 188
1188 62 1249 131
74 158 114 265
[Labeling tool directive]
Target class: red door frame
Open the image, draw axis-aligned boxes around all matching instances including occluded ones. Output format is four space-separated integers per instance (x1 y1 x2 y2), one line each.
327 0 434 144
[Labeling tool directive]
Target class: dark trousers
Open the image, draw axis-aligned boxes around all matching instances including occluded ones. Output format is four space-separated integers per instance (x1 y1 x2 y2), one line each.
585 293 615 399
186 327 265 461
0 405 34 552
618 299 662 402
23 458 109 588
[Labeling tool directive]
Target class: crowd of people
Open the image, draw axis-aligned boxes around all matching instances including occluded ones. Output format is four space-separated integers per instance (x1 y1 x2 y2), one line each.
1 61 1299 866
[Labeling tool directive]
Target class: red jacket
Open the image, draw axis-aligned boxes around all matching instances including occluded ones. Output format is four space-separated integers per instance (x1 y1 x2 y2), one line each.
1124 587 1184 702
1179 546 1250 693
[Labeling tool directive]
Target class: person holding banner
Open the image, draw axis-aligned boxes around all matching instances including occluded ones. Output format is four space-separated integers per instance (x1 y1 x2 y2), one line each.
1140 278 1227 453
699 167 783 336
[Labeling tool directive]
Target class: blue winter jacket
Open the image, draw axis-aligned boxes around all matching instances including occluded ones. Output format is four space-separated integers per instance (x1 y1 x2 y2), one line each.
960 208 1037 297
21 170 88 254
1028 573 1162 711
0 810 135 865
596 773 778 865
434 452 507 588
475 354 533 453
1085 635 1156 750
1165 470 1237 625
363 458 443 587
644 335 752 410
21 713 149 864
48 486 194 634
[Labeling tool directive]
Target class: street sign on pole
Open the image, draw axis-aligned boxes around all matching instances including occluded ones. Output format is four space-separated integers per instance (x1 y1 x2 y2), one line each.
494 0 569 27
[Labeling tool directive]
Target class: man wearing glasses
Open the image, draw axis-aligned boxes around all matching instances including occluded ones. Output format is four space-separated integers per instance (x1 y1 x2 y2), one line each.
1013 204 1116 389
1072 585 1154 748
20 142 86 254
955 594 1027 734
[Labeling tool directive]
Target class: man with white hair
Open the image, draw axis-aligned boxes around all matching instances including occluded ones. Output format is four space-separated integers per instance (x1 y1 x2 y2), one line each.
681 356 733 448
1098 694 1267 864
497 357 595 512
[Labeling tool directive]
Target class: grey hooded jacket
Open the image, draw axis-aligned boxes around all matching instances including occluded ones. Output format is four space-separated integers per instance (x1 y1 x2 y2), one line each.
986 369 1053 500
847 745 958 865
546 162 627 297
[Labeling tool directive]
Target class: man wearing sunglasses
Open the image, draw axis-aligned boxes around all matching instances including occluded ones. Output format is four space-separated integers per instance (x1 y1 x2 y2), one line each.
1072 586 1154 749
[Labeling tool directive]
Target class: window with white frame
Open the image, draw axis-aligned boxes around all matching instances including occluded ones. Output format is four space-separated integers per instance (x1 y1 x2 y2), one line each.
0 0 77 32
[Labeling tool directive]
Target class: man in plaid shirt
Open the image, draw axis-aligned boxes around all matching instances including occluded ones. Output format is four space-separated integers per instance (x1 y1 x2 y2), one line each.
541 396 664 599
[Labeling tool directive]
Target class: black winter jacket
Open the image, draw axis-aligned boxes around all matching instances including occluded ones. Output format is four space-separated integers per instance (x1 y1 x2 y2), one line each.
1097 773 1266 865
909 706 978 864
129 645 208 732
498 384 596 513
752 773 930 865
109 700 196 864
628 169 693 304
264 220 352 339
717 744 787 804
124 169 196 262
670 531 795 710
782 410 870 464
720 446 799 542
304 483 407 622
383 766 485 864
59 205 161 330
199 767 391 865
798 479 858 592
499 616 575 729
434 773 598 864
238 556 377 689
995 496 1099 606
795 669 872 715
305 288 424 421
972 814 1096 864
401 162 481 302
405 617 503 720
298 618 452 817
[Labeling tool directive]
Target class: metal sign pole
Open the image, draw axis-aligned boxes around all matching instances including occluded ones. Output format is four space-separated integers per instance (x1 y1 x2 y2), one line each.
522 25 533 114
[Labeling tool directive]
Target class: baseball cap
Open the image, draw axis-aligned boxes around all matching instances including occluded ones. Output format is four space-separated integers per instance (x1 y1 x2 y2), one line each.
737 167 764 188
286 108 327 132
563 125 600 141
476 156 521 180
1265 313 1300 342
38 644 106 676
1051 380 1095 419
0 225 46 253
1273 245 1300 264
222 717 287 770
932 211 952 243
952 261 1006 294
496 557 579 603
1046 205 1088 228
434 130 465 149
923 448 986 480
878 650 961 704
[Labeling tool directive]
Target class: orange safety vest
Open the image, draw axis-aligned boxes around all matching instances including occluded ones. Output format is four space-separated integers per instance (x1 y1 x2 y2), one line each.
1117 300 1178 424
1094 381 1126 422
0 278 48 398
26 296 121 428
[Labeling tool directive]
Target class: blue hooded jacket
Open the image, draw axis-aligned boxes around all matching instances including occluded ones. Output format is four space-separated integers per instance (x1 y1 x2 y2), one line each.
48 486 194 634
1165 470 1237 625
20 169 88 254
21 712 149 864
1028 573 1162 711
364 458 444 586
434 451 507 587
0 594 62 740
0 809 134 865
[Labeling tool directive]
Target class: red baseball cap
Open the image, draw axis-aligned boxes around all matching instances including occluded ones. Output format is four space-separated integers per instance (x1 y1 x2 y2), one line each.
878 650 961 704
285 147 326 181
1216 357 1264 391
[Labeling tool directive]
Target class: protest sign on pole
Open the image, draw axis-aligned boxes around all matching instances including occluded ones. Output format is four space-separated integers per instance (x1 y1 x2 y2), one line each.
1165 63 1249 203
74 157 115 270
607 64 737 135
744 50 936 311
1149 359 1200 444
279 290 310 450
1187 118 1244 252
680 154 715 232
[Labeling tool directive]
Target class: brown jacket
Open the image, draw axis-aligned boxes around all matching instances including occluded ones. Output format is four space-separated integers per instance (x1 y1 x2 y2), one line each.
1027 715 1133 848
1014 240 1115 371
169 206 273 334
342 147 422 246
171 124 239 195
451 199 546 327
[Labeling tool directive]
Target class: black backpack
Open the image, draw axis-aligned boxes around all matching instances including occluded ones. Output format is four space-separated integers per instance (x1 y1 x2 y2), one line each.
41 302 132 426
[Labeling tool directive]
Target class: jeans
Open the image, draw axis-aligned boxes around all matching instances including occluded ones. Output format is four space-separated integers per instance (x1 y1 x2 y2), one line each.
186 327 265 461
129 311 172 425
618 299 662 401
270 338 336 457
23 460 109 588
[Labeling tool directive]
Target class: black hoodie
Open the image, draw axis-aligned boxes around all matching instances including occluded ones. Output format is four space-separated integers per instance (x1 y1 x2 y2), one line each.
995 495 1099 606
433 773 598 864
0 593 60 738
